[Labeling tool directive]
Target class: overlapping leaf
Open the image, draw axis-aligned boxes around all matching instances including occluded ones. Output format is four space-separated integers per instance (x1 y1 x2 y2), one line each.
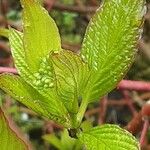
81 0 144 102
21 0 61 72
78 124 140 150
52 50 89 113
8 28 70 127
0 74 70 127
0 108 29 150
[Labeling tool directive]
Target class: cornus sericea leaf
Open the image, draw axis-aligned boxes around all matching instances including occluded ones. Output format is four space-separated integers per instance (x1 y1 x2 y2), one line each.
81 0 144 102
21 0 61 72
0 108 29 150
78 124 140 150
51 50 89 113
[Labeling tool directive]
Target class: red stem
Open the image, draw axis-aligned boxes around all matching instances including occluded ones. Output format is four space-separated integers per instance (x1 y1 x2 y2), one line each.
140 119 149 147
118 80 150 91
0 67 17 74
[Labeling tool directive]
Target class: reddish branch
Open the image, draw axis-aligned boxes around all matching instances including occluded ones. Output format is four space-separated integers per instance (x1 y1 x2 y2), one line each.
0 67 17 74
125 111 143 134
123 91 137 117
140 119 149 147
52 2 98 14
118 80 150 91
98 96 108 124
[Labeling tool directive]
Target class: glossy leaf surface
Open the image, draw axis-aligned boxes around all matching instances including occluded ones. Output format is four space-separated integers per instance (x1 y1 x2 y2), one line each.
81 0 144 102
78 124 140 150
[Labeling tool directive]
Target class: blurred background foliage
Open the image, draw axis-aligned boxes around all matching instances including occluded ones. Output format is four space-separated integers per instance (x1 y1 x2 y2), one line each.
0 0 150 149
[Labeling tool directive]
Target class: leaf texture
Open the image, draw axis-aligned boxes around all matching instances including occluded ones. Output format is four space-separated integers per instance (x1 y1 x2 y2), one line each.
0 74 70 127
52 50 89 113
78 124 140 150
81 0 144 102
9 28 70 126
0 108 29 150
21 0 61 72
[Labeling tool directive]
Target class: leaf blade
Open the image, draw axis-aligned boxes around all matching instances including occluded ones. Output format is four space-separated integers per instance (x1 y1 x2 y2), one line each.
81 0 144 102
78 124 140 150
52 50 89 113
21 0 61 72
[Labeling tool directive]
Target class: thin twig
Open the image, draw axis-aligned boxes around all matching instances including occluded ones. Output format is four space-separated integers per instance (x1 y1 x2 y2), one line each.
140 119 149 147
52 2 98 14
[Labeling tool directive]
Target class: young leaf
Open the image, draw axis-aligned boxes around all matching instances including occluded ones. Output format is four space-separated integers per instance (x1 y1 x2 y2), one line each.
0 108 29 150
52 50 89 113
0 74 71 127
81 0 144 102
78 124 140 150
21 0 61 72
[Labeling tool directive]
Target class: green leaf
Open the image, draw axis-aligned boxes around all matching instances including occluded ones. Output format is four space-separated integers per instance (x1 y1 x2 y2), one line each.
78 124 140 150
0 28 9 38
81 0 144 102
0 74 71 127
21 0 61 72
43 130 83 150
9 28 27 76
43 134 62 149
52 50 89 113
0 108 29 150
9 28 70 126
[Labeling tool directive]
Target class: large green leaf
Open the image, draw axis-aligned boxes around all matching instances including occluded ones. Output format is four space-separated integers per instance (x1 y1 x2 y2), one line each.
81 0 144 102
52 50 89 113
0 74 70 127
0 108 29 150
78 124 140 150
21 0 61 72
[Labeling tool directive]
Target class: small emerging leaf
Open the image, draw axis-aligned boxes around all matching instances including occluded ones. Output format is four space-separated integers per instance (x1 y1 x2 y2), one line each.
52 50 89 113
78 124 140 150
0 108 29 150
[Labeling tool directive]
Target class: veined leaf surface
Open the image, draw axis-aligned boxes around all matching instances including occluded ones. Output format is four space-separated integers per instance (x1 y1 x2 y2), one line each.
0 74 70 127
81 0 144 102
52 50 89 113
21 0 61 72
78 124 140 150
0 108 29 150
